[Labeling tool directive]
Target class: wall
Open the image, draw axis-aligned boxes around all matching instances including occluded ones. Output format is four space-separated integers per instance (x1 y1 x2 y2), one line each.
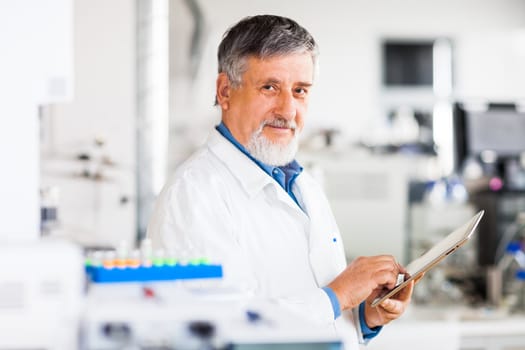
168 0 525 145
42 0 137 247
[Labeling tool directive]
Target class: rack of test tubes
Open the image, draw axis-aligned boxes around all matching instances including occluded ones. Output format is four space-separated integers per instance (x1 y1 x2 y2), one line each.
85 239 223 283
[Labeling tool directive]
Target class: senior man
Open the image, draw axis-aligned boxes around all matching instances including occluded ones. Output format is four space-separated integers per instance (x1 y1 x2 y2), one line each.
148 14 413 346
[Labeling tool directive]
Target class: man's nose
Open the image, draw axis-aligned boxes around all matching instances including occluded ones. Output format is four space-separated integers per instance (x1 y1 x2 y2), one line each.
275 91 297 120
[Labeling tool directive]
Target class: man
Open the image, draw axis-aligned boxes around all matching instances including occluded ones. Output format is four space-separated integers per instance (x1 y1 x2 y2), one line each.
147 15 414 346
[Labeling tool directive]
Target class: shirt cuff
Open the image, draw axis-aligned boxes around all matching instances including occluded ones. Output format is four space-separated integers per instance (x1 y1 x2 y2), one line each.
359 302 382 340
321 286 341 319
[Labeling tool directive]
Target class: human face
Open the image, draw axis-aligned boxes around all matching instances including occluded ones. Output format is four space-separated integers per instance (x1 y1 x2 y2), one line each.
217 53 314 152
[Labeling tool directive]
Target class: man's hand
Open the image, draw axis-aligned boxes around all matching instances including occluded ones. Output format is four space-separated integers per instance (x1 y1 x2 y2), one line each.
327 255 405 311
364 279 414 328
364 272 425 328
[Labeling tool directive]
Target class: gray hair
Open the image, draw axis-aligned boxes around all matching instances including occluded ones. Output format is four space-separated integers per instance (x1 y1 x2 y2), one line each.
217 15 318 94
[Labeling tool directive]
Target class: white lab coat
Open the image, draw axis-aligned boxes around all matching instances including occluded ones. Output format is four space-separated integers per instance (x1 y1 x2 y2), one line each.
147 129 366 348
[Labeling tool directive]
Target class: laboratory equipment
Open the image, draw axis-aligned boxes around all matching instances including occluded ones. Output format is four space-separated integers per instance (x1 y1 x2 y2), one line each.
455 102 525 269
85 239 223 283
82 283 342 350
86 258 223 283
454 102 525 175
0 240 84 350
498 241 525 312
40 186 60 236
82 237 341 349
470 191 525 267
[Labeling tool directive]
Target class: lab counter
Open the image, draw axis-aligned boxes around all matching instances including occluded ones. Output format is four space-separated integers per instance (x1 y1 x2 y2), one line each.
363 304 525 350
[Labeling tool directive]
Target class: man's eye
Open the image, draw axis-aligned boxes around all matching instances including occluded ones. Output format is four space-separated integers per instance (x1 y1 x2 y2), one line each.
295 87 307 95
262 85 275 91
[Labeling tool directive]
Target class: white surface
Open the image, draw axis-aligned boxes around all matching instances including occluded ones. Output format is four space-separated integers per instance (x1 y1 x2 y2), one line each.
0 0 73 242
0 240 84 350
363 320 461 350
0 100 40 241
365 305 525 350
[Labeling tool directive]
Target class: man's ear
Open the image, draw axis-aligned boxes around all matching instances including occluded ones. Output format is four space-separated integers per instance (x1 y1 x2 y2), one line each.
216 73 231 110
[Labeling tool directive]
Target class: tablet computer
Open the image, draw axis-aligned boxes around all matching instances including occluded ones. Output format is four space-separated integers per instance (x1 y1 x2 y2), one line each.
371 210 484 307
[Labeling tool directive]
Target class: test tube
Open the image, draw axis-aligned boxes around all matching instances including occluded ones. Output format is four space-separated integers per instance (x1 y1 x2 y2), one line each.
515 249 525 268
153 249 165 267
165 249 178 266
140 238 153 267
102 250 117 269
127 249 141 268
86 250 103 268
115 240 129 269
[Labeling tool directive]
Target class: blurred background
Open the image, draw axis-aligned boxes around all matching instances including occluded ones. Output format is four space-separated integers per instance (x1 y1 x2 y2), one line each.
2 0 525 349
36 0 525 250
29 0 525 303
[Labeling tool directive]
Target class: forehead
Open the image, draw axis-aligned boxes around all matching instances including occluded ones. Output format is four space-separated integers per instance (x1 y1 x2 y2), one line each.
242 53 314 83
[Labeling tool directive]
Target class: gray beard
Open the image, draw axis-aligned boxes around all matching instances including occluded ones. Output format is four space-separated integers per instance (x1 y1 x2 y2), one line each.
246 121 299 166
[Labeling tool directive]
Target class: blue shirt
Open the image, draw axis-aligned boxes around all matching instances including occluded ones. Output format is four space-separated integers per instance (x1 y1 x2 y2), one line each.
215 122 381 339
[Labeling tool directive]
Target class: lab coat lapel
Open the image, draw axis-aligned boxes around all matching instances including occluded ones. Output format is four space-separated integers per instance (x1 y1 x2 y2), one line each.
207 130 309 218
296 174 346 287
269 183 310 219
207 130 270 196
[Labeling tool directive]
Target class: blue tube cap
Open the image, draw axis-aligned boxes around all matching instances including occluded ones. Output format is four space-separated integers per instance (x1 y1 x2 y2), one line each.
507 241 522 254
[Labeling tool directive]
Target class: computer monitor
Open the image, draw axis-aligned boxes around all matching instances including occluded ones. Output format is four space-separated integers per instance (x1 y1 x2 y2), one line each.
453 102 525 267
383 41 434 86
453 102 525 172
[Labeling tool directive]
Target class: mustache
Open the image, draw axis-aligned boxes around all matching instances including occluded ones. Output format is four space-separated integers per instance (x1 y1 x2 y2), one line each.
260 118 297 130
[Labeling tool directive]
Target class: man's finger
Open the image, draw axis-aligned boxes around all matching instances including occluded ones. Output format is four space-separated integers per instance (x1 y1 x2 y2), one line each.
378 298 404 315
394 280 414 302
373 270 401 290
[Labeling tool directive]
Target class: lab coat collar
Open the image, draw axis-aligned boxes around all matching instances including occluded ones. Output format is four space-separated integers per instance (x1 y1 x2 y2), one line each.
207 130 307 217
206 129 278 198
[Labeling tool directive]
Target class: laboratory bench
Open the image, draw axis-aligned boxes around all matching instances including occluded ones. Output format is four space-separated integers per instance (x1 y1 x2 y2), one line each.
363 304 525 350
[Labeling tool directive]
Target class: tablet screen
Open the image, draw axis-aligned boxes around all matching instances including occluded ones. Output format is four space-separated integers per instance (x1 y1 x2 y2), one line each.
371 210 484 307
